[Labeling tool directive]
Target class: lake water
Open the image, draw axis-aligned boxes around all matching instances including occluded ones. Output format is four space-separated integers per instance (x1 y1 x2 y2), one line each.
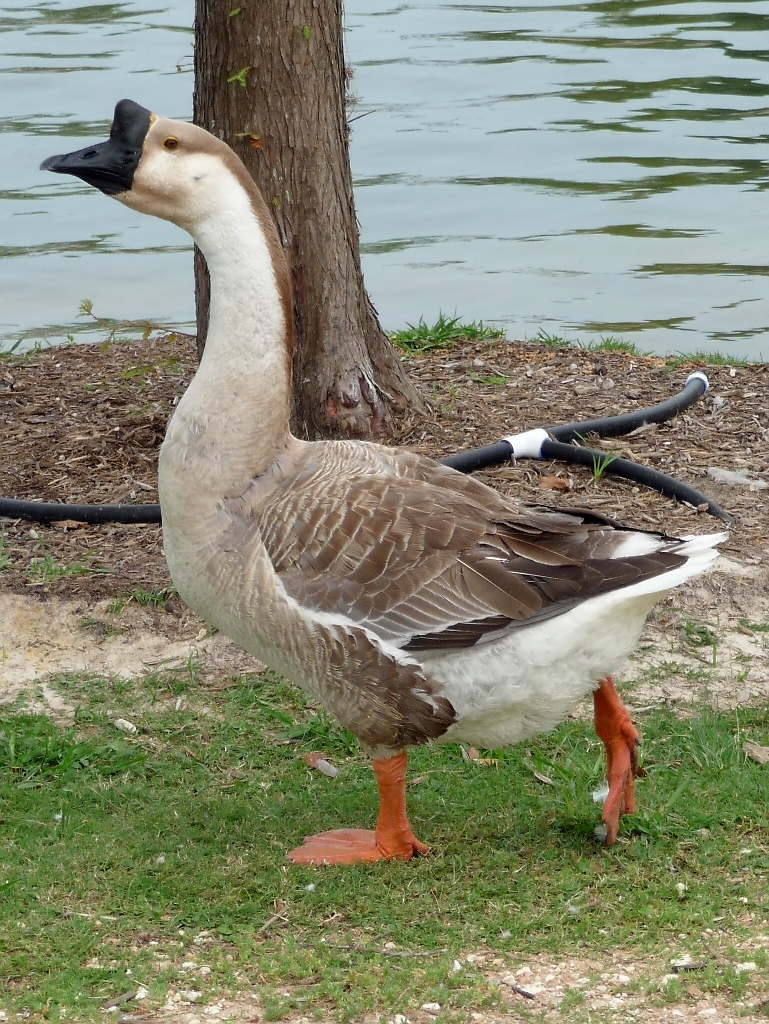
2 1 769 358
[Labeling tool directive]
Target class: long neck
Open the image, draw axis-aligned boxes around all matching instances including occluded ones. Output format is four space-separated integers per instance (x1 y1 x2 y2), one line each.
168 173 294 488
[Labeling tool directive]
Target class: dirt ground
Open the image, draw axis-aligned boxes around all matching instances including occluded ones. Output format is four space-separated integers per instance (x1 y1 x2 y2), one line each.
109 939 769 1024
1 332 767 707
1 333 768 1023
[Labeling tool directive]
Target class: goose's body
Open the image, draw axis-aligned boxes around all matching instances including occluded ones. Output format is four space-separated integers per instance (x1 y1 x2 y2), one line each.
43 101 725 863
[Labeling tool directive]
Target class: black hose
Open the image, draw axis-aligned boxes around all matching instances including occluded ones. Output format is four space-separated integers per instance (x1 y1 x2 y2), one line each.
439 437 732 525
438 441 514 475
0 371 728 525
0 497 161 524
539 439 733 524
441 371 709 473
548 371 709 444
439 370 732 523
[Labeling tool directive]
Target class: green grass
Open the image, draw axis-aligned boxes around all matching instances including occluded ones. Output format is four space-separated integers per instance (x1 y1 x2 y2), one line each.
530 331 753 367
664 350 752 369
590 449 619 481
107 585 178 614
0 530 12 571
0 338 53 359
390 314 505 354
1 714 146 786
739 618 769 633
24 554 111 586
534 328 573 347
467 371 510 387
77 298 163 347
532 332 648 356
584 336 650 356
1 671 767 1021
681 618 719 649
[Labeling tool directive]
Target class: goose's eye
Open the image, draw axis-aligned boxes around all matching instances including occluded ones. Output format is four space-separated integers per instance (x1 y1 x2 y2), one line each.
163 137 179 151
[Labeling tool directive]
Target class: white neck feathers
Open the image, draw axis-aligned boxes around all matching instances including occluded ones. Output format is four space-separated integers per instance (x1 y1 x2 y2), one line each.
164 162 293 487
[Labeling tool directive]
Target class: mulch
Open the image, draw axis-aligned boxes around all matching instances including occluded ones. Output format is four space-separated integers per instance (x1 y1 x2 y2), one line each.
1 332 767 603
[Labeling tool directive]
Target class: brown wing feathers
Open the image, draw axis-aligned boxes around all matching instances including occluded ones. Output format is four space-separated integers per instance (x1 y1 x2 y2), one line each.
258 450 685 653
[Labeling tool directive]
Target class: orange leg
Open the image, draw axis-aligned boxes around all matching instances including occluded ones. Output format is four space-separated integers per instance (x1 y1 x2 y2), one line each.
593 675 641 845
287 752 428 865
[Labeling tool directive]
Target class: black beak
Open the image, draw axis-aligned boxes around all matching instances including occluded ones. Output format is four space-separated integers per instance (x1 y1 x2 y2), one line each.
41 99 153 196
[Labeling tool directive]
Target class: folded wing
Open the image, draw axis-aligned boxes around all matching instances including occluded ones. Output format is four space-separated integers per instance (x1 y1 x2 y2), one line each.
255 445 687 653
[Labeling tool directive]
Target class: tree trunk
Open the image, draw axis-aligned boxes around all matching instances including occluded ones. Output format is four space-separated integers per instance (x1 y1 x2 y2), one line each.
193 0 424 439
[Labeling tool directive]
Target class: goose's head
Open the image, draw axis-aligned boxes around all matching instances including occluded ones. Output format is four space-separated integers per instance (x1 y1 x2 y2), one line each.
41 99 254 234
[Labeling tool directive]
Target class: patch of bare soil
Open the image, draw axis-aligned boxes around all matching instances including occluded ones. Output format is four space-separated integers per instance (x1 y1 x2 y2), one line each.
1 334 767 710
93 931 769 1024
0 592 257 711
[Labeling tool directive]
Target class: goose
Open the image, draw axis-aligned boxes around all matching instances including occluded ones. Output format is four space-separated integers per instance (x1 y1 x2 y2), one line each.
42 100 725 865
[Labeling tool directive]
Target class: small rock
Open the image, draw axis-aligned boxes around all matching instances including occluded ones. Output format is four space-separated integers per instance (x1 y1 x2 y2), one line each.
744 741 769 765
450 960 462 975
114 718 138 735
390 1015 410 1024
420 1004 441 1015
735 962 757 973
180 991 202 1003
671 954 706 971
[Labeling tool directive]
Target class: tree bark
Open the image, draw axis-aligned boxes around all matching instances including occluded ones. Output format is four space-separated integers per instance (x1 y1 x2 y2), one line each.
193 0 424 439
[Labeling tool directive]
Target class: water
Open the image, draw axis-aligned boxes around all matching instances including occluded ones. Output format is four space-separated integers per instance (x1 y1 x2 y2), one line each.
2 1 769 358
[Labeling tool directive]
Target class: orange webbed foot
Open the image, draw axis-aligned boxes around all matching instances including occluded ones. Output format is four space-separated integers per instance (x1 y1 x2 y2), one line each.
593 675 641 845
286 752 428 865
287 827 428 865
